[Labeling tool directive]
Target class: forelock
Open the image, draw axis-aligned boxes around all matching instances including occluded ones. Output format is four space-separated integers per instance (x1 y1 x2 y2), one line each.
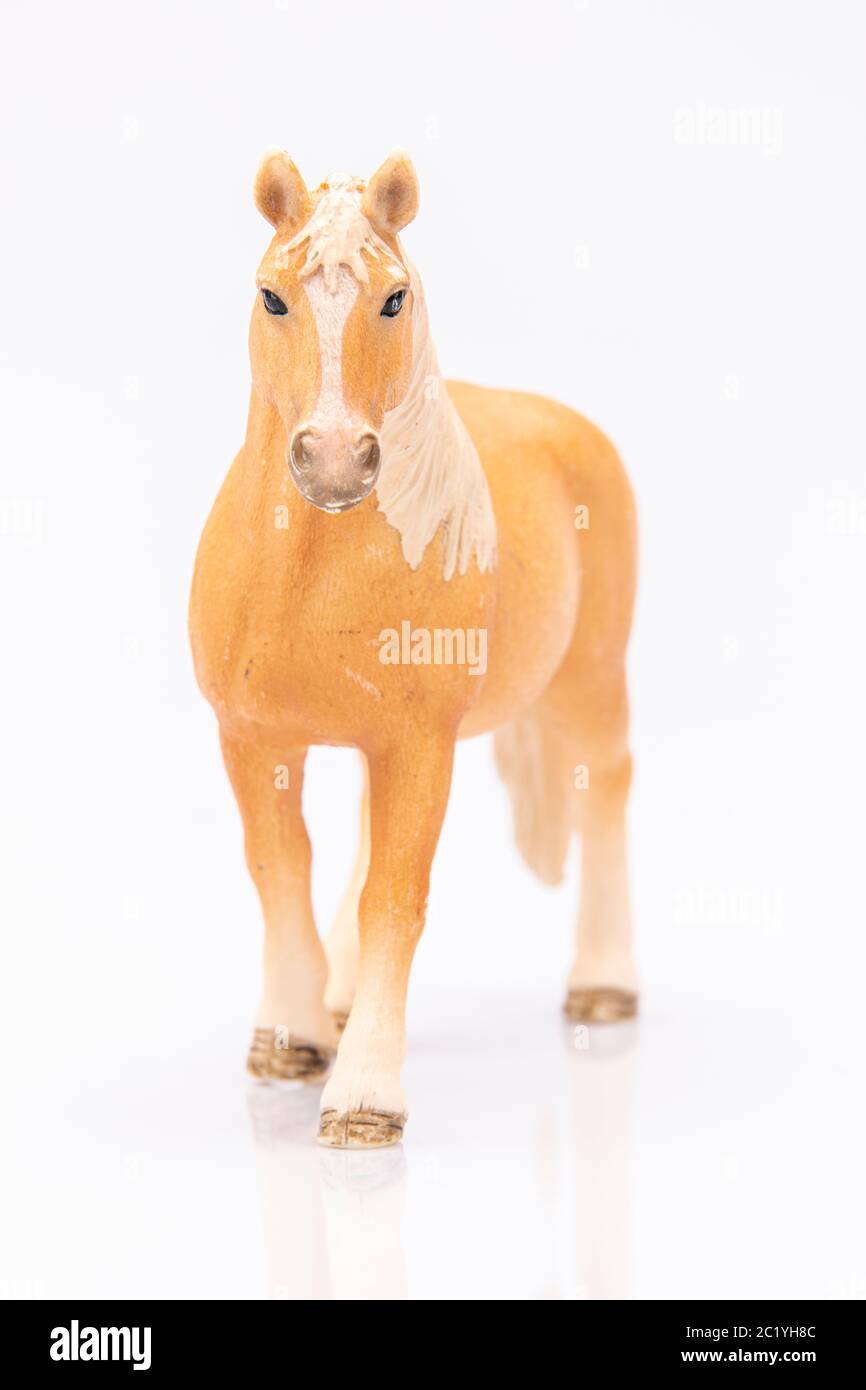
284 173 405 293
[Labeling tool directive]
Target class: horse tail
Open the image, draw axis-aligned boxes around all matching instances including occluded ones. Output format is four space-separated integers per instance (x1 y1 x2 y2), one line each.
494 703 572 886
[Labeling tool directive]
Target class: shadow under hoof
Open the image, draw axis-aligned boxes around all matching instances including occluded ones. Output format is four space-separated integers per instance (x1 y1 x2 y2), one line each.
563 987 638 1024
246 1029 335 1083
317 1108 406 1149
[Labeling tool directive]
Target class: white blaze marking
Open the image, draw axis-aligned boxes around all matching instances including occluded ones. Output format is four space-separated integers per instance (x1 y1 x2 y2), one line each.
302 265 360 435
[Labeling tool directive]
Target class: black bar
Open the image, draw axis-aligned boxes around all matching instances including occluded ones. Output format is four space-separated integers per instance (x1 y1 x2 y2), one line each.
0 1298 861 1373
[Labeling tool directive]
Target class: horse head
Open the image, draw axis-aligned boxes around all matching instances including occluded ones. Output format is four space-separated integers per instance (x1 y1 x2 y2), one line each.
251 150 419 514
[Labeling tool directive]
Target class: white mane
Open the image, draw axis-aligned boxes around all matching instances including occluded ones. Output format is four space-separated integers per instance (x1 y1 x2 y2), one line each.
284 175 497 580
377 264 496 580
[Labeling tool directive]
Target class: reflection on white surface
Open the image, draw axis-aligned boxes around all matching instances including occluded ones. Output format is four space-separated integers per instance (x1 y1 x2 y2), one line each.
563 1022 637 1301
247 1086 331 1300
248 1085 407 1300
245 1021 636 1301
2 973 866 1300
529 1022 637 1301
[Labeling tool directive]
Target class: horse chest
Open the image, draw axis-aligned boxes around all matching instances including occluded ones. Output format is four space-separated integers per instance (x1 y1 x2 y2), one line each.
198 519 486 744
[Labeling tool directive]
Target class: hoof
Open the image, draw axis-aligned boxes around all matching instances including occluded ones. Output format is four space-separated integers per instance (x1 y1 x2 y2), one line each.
317 1108 405 1149
246 1028 334 1083
564 987 638 1024
331 1010 349 1035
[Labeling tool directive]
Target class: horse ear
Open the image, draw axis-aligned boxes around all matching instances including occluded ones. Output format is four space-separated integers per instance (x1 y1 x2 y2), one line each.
362 150 419 236
254 150 310 230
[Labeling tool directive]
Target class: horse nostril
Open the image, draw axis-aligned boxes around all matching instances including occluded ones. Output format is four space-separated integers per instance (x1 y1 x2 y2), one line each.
290 429 316 473
356 433 381 481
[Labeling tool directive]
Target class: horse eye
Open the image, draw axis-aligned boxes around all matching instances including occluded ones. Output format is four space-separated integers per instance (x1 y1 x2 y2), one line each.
381 288 407 318
262 288 288 316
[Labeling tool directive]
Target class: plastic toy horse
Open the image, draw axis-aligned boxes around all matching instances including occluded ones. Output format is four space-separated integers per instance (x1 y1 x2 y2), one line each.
189 150 637 1148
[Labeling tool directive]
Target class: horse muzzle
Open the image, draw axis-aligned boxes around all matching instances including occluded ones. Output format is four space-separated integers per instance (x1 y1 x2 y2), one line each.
288 427 381 513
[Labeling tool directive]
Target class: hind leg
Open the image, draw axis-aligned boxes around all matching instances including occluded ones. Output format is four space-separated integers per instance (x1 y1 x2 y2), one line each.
497 685 637 1022
324 756 369 1031
567 753 637 1021
565 679 638 1022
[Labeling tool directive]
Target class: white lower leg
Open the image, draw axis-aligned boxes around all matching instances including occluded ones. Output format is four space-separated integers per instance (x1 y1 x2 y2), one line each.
569 817 638 993
324 760 369 1020
323 852 366 1020
256 901 337 1048
321 941 412 1119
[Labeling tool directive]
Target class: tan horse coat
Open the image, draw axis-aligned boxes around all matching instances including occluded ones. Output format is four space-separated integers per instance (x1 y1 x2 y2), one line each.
189 151 637 1147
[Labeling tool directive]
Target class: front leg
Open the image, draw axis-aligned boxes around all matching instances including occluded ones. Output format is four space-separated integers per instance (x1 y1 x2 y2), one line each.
220 732 339 1081
318 731 455 1148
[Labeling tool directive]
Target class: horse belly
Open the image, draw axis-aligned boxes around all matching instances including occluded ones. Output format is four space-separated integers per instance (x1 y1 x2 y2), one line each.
459 486 579 738
453 397 582 739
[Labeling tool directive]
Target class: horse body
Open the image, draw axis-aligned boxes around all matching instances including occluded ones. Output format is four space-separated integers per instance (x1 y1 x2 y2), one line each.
191 383 583 747
189 152 637 1146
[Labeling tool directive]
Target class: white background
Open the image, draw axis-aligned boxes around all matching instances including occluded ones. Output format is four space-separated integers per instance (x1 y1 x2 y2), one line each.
1 0 865 1300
